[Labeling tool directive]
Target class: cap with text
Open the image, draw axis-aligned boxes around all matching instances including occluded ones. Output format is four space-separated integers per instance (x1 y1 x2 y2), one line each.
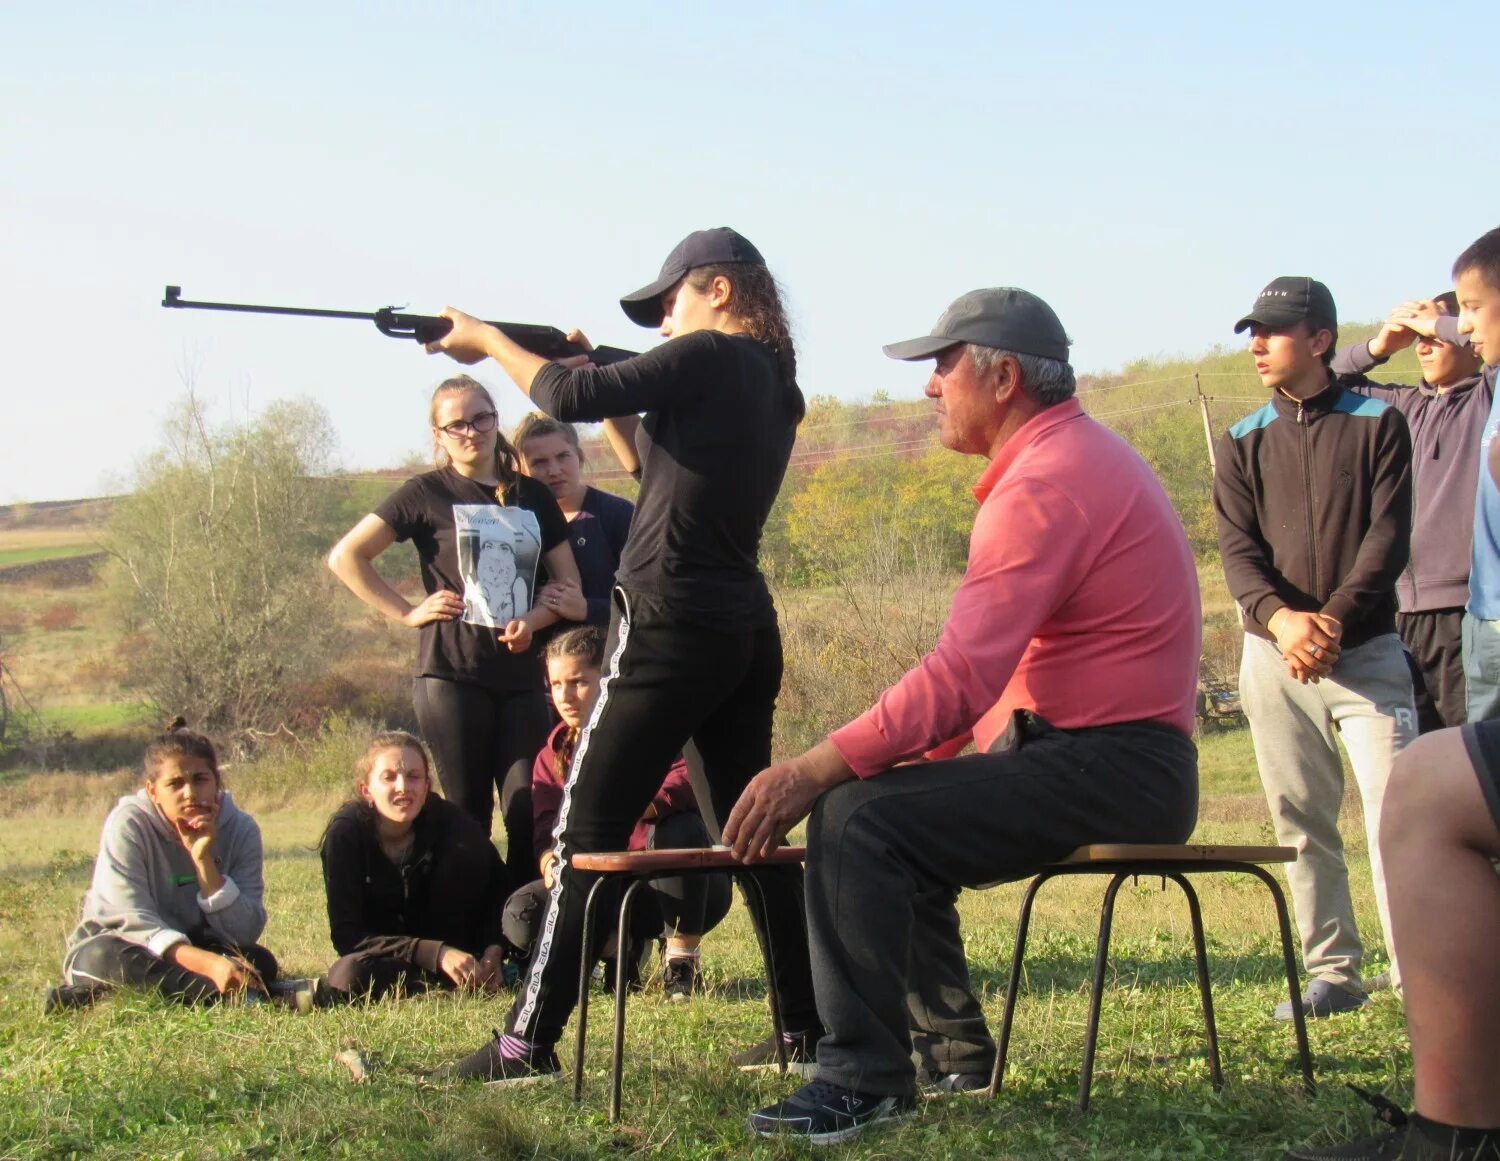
883 287 1071 362
1233 276 1338 334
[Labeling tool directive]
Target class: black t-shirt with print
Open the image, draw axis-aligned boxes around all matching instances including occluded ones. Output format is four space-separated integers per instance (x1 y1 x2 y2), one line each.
374 468 570 689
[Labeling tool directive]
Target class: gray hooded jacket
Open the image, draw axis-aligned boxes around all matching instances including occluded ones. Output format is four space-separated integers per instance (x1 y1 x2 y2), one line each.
65 788 266 962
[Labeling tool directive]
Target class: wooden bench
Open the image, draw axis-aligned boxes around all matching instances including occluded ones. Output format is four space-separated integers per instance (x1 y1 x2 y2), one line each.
568 846 807 1122
988 843 1315 1109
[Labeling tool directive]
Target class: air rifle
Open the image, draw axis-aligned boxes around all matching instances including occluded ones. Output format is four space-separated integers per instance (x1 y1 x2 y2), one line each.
161 286 638 365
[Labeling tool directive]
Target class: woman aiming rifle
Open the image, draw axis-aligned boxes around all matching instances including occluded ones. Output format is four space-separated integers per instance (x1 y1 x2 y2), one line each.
426 227 820 1083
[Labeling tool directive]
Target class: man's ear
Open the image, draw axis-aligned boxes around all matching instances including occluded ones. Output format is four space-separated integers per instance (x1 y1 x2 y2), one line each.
992 354 1024 402
1310 328 1334 360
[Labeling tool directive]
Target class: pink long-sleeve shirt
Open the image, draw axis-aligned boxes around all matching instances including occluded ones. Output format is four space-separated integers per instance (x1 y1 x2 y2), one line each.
830 399 1201 779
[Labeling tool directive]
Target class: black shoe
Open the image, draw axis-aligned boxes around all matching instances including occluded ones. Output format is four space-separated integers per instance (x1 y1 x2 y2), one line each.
1284 1085 1407 1160
748 1077 916 1145
1275 979 1370 1021
42 983 102 1015
662 956 699 1002
730 1026 821 1074
439 1029 562 1087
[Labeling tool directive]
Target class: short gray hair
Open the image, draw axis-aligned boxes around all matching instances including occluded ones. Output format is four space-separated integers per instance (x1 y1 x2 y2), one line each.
967 344 1076 406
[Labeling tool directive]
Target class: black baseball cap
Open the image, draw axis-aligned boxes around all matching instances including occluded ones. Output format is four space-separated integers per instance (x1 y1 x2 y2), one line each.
883 287 1071 362
1233 276 1338 334
619 227 765 328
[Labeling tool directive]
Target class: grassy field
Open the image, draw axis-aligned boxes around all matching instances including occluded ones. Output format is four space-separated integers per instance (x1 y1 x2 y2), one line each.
0 527 102 570
0 729 1411 1161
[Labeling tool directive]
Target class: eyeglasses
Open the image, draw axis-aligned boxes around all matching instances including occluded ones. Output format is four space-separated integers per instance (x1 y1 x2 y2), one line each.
438 410 498 438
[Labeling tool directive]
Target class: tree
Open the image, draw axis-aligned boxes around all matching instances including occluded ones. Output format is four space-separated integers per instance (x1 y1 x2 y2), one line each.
104 395 344 734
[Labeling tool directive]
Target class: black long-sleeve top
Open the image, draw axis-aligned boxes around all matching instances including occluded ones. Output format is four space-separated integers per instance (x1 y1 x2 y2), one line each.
531 330 804 630
319 795 508 971
1213 379 1413 650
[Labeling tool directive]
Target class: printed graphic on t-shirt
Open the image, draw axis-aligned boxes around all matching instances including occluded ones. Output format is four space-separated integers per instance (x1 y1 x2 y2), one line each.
453 504 542 628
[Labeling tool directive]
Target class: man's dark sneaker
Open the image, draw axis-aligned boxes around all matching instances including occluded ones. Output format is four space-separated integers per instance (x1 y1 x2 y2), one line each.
1275 979 1370 1021
919 1070 990 1098
662 956 700 1002
1284 1085 1407 1160
438 1029 562 1087
730 1026 820 1075
42 983 102 1015
748 1077 916 1145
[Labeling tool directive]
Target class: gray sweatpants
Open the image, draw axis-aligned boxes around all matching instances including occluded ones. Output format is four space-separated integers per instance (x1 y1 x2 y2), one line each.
1239 632 1416 991
805 713 1197 1097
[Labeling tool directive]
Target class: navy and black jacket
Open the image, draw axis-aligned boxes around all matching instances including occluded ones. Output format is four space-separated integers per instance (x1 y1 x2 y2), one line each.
1213 379 1413 651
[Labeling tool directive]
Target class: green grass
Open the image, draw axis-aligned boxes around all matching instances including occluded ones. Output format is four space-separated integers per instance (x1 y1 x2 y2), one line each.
34 702 151 734
0 545 97 568
0 732 1412 1160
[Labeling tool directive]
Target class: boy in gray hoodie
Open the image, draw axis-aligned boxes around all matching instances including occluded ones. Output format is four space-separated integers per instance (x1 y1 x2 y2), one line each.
51 722 277 1008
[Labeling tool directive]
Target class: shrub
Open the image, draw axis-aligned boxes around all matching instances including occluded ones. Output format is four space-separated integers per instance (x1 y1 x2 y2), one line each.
36 602 81 632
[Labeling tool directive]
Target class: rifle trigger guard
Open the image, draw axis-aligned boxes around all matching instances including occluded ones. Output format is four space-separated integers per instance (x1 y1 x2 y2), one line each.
373 307 412 339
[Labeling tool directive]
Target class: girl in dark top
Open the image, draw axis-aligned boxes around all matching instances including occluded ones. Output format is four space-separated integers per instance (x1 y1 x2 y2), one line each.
320 731 510 1001
512 414 635 629
502 627 731 1001
426 227 819 1083
327 375 584 884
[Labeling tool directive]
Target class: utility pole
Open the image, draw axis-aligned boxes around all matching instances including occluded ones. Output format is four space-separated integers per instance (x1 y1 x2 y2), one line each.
1195 372 1216 473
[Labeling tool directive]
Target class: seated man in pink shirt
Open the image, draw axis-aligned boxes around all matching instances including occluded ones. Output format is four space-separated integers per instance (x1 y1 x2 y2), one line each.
724 287 1203 1147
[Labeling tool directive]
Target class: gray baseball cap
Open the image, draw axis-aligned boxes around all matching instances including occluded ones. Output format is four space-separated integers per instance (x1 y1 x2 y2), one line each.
883 288 1071 362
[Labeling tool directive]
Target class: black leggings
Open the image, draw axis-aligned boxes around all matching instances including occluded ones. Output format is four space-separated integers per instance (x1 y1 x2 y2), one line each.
505 589 817 1047
502 811 733 956
64 931 279 1006
413 676 551 886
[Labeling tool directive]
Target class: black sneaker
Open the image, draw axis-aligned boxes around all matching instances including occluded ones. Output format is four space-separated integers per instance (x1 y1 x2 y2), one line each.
730 1026 820 1075
42 983 102 1015
748 1077 915 1145
439 1029 562 1087
1284 1085 1408 1160
662 956 699 1002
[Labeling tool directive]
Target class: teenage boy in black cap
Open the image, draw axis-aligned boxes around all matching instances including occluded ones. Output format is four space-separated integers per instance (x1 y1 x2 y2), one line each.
1214 276 1416 1019
726 287 1201 1144
1333 292 1488 732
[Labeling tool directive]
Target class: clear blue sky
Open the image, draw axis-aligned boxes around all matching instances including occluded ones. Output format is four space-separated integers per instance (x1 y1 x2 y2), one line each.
3 1 1496 502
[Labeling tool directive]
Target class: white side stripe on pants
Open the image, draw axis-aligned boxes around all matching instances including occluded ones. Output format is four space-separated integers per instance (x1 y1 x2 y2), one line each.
513 589 634 1036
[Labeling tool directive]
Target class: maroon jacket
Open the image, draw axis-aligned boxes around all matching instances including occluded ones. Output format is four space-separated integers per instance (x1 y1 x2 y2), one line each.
531 722 699 868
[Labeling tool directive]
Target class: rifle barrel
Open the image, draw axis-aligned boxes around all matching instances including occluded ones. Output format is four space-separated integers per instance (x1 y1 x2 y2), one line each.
162 287 377 323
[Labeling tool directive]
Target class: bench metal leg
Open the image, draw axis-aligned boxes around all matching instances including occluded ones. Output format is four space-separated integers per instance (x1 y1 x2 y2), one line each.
736 870 790 1074
1079 872 1129 1110
608 878 648 1124
1242 864 1315 1096
1167 872 1223 1092
989 869 1059 1098
572 874 609 1103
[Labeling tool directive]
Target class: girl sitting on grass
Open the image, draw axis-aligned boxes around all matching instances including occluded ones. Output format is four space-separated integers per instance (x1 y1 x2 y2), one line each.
503 627 730 1000
49 719 279 1011
319 730 511 1001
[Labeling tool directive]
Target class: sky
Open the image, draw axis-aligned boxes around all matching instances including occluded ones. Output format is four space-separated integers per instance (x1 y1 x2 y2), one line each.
2 1 1496 503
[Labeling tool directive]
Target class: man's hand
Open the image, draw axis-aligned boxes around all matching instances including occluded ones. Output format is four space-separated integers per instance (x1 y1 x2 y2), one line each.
1368 316 1417 359
1389 299 1442 339
168 943 250 994
439 944 480 989
424 307 500 365
723 740 855 862
1268 608 1342 679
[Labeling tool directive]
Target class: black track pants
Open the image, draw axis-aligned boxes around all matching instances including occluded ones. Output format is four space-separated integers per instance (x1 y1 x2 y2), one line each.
506 589 817 1046
64 930 279 1006
412 675 550 885
806 713 1198 1096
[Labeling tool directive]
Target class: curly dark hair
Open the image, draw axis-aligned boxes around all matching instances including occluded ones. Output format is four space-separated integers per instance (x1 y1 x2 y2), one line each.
687 263 803 416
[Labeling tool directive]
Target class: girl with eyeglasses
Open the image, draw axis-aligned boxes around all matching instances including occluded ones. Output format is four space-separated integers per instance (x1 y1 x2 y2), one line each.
328 375 584 886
